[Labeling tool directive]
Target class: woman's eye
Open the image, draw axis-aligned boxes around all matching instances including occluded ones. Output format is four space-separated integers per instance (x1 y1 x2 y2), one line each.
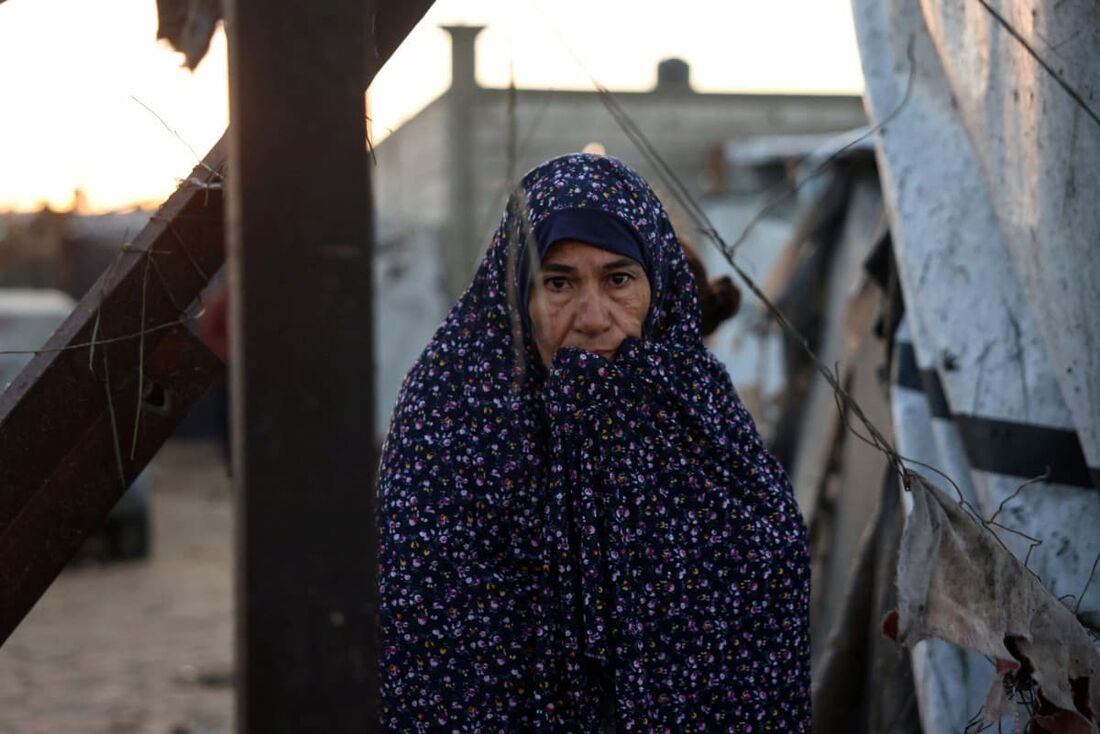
544 277 570 291
608 272 633 287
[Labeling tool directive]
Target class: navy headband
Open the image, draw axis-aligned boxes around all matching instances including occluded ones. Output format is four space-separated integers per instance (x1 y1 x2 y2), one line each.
532 208 650 274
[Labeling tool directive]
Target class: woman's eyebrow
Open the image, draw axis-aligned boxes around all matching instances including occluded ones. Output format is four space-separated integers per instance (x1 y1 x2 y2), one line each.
602 258 642 271
540 263 576 274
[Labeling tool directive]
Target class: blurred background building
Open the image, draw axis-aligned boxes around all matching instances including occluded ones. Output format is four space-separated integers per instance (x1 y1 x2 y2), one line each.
373 24 866 431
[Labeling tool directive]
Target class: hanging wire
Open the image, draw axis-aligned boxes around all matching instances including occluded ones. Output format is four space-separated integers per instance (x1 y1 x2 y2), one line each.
972 0 1100 131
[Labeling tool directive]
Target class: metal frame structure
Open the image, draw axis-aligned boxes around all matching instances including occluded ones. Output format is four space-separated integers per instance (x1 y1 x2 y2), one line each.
0 2 435 730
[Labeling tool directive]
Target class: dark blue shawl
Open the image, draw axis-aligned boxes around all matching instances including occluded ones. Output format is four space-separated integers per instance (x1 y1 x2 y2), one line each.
379 154 810 732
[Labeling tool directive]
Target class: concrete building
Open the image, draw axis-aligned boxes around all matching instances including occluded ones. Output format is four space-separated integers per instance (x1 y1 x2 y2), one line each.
372 25 867 431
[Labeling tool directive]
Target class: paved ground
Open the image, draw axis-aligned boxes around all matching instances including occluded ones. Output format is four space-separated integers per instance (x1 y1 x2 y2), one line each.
0 441 234 734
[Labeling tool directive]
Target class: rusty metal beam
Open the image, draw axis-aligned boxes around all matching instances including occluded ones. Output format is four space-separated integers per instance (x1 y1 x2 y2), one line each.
0 154 226 645
0 0 434 649
0 327 224 637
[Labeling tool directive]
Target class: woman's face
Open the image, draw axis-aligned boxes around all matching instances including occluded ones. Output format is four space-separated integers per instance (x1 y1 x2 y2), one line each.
528 239 652 367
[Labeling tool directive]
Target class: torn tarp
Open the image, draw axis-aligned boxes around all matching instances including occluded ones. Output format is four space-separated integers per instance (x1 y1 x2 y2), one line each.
885 474 1100 730
156 0 222 70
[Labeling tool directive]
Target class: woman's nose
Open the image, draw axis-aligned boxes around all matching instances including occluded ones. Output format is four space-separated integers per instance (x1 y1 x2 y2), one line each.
573 293 613 334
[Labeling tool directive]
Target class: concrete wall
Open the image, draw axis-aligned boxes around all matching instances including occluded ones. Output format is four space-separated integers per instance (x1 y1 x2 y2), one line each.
372 98 449 434
469 88 868 253
373 97 449 245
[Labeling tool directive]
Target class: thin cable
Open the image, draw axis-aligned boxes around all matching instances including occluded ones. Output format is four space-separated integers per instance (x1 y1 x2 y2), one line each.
974 0 1100 130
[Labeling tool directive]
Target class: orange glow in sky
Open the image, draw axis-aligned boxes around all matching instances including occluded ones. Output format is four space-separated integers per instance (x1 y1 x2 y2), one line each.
0 0 864 213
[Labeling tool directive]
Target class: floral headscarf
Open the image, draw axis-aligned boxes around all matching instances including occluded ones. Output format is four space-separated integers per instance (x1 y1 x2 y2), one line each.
379 153 810 731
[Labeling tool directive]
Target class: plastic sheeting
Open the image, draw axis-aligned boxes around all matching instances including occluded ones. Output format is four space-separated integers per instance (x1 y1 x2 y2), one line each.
853 0 1100 730
888 474 1100 731
917 1 1100 474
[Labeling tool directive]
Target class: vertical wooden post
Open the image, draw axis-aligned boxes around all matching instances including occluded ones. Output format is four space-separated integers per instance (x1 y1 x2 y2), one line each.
225 2 376 731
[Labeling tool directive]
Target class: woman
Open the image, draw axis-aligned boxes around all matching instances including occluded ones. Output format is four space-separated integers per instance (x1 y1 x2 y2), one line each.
378 154 809 732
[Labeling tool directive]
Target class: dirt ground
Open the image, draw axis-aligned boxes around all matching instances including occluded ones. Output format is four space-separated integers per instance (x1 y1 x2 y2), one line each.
0 441 235 734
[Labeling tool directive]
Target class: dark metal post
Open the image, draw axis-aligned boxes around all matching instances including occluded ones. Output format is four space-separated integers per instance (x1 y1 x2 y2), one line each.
226 3 375 730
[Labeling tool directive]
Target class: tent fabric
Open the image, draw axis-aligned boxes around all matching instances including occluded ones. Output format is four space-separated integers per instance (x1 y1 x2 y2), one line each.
851 0 1100 729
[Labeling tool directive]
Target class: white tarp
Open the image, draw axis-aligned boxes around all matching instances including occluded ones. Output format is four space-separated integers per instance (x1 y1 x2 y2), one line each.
917 2 1100 473
852 0 1100 730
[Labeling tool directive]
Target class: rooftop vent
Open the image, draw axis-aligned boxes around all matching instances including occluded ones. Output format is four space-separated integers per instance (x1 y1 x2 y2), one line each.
655 58 692 93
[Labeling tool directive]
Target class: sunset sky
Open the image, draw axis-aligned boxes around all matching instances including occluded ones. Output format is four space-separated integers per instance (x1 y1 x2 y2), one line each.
0 0 864 212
